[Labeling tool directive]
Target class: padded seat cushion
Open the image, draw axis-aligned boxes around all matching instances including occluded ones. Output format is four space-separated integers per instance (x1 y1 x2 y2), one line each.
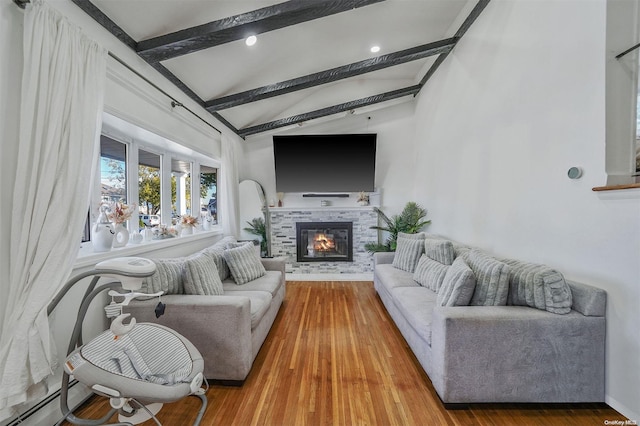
375 264 420 292
221 290 272 329
391 287 437 346
222 271 282 297
80 323 194 385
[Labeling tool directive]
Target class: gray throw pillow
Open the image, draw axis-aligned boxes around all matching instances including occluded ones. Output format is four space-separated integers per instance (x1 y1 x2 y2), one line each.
142 258 185 295
502 258 572 314
392 232 425 273
413 254 449 292
437 257 476 307
223 242 266 285
183 252 224 295
462 249 510 306
201 246 230 281
424 238 455 265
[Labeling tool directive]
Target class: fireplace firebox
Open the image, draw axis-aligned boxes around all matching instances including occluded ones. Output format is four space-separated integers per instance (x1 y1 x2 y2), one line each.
296 222 353 262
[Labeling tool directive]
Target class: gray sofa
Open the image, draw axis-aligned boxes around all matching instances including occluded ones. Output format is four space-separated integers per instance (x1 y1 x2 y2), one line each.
125 237 285 382
373 235 606 405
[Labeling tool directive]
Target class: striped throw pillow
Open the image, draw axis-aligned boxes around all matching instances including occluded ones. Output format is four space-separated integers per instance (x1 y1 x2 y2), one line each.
424 238 455 265
183 252 224 295
413 254 449 292
223 242 266 285
462 249 510 306
437 257 476 307
502 258 572 314
142 258 185 295
392 232 425 273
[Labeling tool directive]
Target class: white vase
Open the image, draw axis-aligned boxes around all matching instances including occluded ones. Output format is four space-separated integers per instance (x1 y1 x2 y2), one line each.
181 226 194 236
112 223 130 248
93 206 114 252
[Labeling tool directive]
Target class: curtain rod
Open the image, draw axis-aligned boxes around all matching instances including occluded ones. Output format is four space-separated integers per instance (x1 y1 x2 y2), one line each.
12 0 222 135
616 42 640 59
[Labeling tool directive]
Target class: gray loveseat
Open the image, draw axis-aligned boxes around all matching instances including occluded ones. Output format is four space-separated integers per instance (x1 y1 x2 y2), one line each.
125 236 285 383
373 234 606 405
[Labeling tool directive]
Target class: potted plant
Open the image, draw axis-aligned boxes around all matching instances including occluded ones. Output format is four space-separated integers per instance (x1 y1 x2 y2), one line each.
180 214 199 235
364 201 431 253
243 217 268 256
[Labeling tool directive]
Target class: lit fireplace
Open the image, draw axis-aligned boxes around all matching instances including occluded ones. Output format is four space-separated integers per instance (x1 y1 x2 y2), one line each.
296 222 353 262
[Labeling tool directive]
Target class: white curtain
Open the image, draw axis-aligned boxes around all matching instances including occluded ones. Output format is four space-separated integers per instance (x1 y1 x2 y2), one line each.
220 133 240 237
0 0 106 418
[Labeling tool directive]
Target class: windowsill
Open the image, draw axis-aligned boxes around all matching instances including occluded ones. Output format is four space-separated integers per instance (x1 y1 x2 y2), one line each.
74 227 223 270
592 183 640 191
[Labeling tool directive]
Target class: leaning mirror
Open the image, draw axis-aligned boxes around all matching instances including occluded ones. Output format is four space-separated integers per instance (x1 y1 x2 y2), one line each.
239 180 268 256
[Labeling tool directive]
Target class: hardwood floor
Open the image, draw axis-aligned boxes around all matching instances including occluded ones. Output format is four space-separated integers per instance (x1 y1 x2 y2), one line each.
65 281 624 425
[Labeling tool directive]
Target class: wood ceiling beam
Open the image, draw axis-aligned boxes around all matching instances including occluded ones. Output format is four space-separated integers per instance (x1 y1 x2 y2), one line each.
70 0 137 49
137 0 386 63
237 85 420 138
419 0 490 87
205 38 456 112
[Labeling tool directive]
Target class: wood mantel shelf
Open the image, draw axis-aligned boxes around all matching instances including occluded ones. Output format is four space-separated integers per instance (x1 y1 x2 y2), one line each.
592 183 640 191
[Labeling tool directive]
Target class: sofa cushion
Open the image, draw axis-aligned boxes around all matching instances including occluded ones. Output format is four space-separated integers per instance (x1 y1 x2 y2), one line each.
392 232 425 273
413 255 449 292
222 270 282 297
142 258 185 295
183 252 224 296
221 290 272 329
424 238 455 265
462 249 510 306
224 242 267 285
437 257 476 307
375 264 421 293
502 258 572 314
200 247 230 282
391 287 437 346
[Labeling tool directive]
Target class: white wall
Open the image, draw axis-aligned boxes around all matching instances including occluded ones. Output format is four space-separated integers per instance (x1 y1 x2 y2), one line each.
241 100 418 218
411 0 639 419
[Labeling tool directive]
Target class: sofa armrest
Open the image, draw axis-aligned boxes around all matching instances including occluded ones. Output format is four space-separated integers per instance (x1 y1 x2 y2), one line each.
373 252 395 266
124 295 253 380
429 305 605 403
261 257 286 287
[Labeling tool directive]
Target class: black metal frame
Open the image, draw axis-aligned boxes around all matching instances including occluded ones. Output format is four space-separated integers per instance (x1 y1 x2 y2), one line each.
296 221 353 263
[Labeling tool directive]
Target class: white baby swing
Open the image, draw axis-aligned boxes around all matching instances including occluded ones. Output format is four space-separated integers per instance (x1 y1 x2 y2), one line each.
49 257 207 425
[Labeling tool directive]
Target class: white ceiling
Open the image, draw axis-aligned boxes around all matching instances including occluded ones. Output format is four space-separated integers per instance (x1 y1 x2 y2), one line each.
86 0 481 138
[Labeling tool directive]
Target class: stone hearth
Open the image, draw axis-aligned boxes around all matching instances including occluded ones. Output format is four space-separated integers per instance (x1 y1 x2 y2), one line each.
268 207 377 274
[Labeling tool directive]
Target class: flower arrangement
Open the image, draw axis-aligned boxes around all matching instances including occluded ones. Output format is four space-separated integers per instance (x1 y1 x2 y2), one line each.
180 214 199 228
152 225 177 240
357 191 369 206
106 201 137 224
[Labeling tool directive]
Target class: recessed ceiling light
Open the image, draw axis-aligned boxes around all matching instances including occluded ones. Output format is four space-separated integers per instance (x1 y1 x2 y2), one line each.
246 35 257 47
370 45 380 53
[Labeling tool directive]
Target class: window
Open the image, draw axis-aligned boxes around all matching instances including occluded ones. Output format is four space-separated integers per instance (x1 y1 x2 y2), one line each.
200 165 218 225
100 136 127 204
171 159 192 223
138 149 161 217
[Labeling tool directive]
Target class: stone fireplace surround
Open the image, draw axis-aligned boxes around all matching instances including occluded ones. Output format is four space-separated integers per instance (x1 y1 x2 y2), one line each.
268 207 378 275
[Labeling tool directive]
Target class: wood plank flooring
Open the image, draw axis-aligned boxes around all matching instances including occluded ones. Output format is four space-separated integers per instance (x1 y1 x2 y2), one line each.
65 281 624 425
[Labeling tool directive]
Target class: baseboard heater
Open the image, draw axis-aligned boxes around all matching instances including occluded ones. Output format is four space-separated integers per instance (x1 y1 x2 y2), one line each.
302 193 349 198
3 380 89 426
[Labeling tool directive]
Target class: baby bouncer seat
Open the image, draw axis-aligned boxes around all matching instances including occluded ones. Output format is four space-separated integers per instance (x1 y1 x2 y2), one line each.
50 257 207 425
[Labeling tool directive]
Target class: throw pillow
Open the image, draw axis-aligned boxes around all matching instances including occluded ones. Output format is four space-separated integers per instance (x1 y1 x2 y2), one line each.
502 258 572 314
223 242 266 285
413 254 449 292
200 246 230 281
142 258 185 295
462 249 510 306
183 252 224 295
424 238 455 265
437 257 476 307
392 232 425 273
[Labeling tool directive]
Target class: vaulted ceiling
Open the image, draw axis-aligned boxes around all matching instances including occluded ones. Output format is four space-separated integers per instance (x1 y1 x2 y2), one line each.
62 0 489 138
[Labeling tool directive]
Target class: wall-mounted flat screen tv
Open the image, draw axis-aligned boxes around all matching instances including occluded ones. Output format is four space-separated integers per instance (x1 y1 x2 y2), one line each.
273 134 376 193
